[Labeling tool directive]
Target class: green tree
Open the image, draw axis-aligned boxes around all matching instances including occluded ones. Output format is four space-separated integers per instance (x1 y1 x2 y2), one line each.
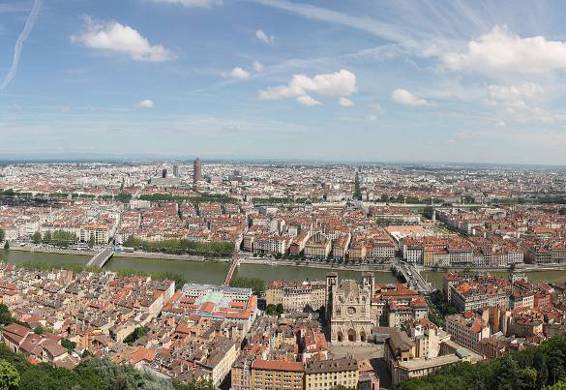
0 190 15 197
88 235 96 249
174 379 215 390
275 304 284 316
0 359 19 390
31 232 42 244
0 305 13 326
534 349 549 388
49 230 77 248
61 339 76 353
2 242 8 251
42 231 52 245
123 236 233 257
230 277 265 295
265 304 277 315
547 349 565 384
33 326 44 335
124 326 149 345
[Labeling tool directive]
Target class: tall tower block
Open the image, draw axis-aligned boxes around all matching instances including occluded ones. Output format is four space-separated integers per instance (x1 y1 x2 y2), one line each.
193 158 202 183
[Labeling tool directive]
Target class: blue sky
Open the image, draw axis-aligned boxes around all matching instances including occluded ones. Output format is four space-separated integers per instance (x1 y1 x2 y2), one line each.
2 0 566 164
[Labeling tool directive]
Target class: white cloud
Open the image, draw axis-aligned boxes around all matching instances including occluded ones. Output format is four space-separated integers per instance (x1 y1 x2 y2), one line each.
485 83 556 123
137 99 155 108
253 61 264 72
487 82 543 102
149 0 222 8
225 67 251 80
254 0 411 44
259 69 356 100
256 29 274 45
296 95 321 106
440 26 566 74
392 89 430 106
338 97 354 107
71 18 173 62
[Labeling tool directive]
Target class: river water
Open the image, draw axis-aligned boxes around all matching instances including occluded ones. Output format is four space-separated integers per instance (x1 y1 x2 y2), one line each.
1 250 566 289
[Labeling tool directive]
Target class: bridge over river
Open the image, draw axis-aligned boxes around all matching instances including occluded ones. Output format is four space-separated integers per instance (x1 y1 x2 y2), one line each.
86 247 114 268
392 259 436 295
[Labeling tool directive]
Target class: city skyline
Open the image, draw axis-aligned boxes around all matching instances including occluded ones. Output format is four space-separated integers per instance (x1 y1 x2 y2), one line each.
3 1 566 164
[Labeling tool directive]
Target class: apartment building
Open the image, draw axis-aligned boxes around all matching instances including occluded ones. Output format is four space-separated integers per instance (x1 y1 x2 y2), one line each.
266 280 326 312
251 360 305 390
384 328 478 388
445 312 490 352
304 234 332 259
80 224 109 245
304 358 359 390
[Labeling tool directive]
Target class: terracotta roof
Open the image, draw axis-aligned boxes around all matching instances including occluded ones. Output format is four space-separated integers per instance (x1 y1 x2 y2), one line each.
252 359 304 372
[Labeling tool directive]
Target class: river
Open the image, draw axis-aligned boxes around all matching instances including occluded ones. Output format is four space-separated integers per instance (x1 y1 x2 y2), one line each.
1 250 566 289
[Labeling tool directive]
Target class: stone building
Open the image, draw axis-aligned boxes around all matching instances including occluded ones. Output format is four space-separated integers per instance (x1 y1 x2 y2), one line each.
326 273 375 343
326 273 428 344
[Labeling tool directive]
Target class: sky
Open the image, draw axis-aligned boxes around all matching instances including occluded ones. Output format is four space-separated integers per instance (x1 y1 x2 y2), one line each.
2 0 566 164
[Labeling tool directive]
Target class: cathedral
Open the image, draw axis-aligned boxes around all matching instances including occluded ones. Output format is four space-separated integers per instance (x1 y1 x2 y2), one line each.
325 272 428 344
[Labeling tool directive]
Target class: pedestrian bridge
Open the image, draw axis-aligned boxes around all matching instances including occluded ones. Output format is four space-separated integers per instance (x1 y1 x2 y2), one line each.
87 246 114 268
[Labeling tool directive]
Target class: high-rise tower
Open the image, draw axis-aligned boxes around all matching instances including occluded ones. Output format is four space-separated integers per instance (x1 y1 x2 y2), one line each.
193 158 202 183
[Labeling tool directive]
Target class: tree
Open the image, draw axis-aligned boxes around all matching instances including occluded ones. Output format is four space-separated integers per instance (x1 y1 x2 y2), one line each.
2 242 8 251
42 231 52 245
124 326 149 345
534 349 549 388
88 235 96 249
0 305 13 326
174 379 215 390
230 277 265 295
49 230 77 248
0 230 4 243
61 339 76 353
547 349 565 384
0 359 19 390
265 304 277 315
275 304 284 316
31 232 42 244
33 326 44 335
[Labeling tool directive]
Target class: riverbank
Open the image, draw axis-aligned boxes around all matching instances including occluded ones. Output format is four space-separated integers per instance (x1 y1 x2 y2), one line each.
10 245 97 257
8 245 566 274
419 264 566 273
10 245 227 263
2 249 566 288
8 246 392 272
238 257 393 272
